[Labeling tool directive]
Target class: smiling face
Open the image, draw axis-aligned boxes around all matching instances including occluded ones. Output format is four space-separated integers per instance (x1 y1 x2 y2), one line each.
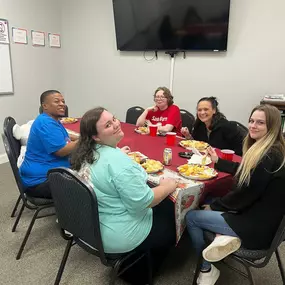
248 110 268 141
93 110 124 147
42 92 66 118
197 100 216 127
154 90 169 110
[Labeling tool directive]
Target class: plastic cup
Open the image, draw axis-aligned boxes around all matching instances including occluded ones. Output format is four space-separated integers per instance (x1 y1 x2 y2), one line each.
220 149 235 161
149 125 158 137
166 132 176 146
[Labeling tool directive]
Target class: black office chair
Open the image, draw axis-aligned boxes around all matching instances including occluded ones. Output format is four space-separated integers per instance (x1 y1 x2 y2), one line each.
39 105 69 117
180 109 195 133
3 117 22 218
125 106 144 125
192 216 285 285
2 116 54 260
48 168 153 285
230 121 248 140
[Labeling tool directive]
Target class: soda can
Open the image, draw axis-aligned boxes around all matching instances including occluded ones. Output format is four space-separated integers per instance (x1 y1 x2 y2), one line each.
163 148 172 166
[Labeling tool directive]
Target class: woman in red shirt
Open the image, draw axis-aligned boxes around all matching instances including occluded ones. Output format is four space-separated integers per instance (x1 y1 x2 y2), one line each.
136 87 182 135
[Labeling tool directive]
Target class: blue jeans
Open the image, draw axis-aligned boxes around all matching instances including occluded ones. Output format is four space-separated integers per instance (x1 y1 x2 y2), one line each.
186 210 239 271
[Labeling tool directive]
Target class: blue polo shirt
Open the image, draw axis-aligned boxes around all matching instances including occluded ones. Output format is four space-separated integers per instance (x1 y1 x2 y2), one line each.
20 113 70 188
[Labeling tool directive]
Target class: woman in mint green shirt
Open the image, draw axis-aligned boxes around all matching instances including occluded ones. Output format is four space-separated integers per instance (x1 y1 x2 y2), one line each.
70 107 177 282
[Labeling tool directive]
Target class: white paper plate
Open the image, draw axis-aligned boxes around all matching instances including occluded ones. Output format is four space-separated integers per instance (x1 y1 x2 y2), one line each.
135 128 161 135
134 128 149 135
179 140 208 151
177 165 217 181
142 160 164 174
128 152 148 163
66 129 80 138
145 166 164 174
60 117 78 124
188 154 211 165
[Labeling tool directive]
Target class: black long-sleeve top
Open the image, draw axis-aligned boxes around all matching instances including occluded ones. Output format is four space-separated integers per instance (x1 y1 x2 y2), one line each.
211 148 285 249
192 118 243 156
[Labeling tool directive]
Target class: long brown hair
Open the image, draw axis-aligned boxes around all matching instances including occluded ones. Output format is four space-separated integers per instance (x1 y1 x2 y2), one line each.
70 107 105 171
236 104 285 186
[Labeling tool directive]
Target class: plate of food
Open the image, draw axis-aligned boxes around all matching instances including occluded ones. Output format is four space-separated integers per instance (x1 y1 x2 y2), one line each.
128 152 148 164
179 140 208 151
142 159 164 174
60 117 78 124
134 126 149 135
177 164 217 181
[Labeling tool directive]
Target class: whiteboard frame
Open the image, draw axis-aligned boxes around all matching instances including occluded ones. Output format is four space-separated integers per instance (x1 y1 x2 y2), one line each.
0 19 14 95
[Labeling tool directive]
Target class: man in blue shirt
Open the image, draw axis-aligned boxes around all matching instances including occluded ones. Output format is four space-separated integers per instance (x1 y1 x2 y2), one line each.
20 90 78 198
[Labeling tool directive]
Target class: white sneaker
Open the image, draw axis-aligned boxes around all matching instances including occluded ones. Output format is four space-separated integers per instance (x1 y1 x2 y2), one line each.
202 235 241 262
197 264 220 285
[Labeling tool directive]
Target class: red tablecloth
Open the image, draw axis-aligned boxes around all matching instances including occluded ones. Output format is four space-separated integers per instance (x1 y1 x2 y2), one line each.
65 121 241 202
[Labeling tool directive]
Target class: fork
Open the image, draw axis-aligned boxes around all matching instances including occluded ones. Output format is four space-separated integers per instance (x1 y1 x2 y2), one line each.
201 155 207 166
202 150 208 166
192 147 203 157
144 120 152 127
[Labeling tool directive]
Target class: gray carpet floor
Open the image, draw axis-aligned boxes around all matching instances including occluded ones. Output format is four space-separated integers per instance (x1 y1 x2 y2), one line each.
0 162 284 285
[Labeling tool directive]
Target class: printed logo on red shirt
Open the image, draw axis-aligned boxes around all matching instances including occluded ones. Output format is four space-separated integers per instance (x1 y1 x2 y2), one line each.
151 116 167 122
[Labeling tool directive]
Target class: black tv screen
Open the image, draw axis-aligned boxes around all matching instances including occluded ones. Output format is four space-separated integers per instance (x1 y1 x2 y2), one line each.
112 0 231 52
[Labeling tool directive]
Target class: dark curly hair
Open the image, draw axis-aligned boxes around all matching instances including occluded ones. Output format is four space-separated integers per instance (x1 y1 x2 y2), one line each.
193 97 226 130
70 107 105 171
153 87 174 106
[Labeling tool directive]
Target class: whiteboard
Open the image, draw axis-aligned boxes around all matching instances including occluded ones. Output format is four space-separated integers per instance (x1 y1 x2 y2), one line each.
0 44 13 94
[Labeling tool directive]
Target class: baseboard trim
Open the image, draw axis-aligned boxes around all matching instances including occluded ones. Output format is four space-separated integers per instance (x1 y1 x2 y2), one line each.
0 153 8 164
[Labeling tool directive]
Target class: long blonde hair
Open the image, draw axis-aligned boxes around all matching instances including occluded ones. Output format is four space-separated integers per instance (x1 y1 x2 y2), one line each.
236 104 285 187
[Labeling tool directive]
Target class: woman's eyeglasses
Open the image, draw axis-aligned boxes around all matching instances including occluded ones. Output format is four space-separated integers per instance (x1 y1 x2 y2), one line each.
154 96 166 99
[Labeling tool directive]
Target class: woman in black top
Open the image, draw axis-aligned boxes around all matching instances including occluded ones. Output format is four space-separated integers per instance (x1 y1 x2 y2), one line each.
181 97 244 155
186 104 285 285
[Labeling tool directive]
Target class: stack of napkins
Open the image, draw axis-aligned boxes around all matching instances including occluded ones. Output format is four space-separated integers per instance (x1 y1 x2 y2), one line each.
188 154 211 165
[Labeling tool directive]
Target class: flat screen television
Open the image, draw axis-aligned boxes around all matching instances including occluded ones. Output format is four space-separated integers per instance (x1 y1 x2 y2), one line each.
112 0 231 52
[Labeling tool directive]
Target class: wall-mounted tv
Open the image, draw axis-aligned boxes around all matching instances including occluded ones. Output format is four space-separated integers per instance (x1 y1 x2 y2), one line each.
112 0 231 52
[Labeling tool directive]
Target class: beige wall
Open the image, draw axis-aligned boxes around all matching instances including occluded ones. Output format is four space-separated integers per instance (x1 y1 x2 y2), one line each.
1 0 285 156
60 0 285 125
0 0 62 155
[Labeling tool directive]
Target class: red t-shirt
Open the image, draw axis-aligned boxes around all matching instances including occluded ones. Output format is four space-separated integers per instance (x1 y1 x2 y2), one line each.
146 104 182 135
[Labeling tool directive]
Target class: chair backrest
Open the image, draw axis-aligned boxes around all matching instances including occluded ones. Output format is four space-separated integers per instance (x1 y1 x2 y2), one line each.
230 121 248 140
2 117 24 194
1 133 26 198
180 109 195 133
259 215 285 267
3 117 51 207
48 167 107 264
125 106 144 125
39 105 69 117
3 117 21 159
